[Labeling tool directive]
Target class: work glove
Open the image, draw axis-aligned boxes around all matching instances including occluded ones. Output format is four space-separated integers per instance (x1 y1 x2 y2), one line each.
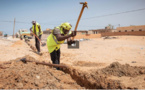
70 31 77 37
67 40 75 45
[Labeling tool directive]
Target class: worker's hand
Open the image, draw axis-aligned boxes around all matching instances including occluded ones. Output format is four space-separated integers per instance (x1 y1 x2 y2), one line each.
67 40 75 45
70 31 77 37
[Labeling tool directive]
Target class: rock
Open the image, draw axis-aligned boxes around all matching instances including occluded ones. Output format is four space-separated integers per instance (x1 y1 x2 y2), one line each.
131 61 136 63
16 83 23 88
139 70 144 74
36 75 40 79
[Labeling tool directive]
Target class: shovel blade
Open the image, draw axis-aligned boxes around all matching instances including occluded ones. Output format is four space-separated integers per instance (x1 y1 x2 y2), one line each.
41 42 46 47
68 41 79 49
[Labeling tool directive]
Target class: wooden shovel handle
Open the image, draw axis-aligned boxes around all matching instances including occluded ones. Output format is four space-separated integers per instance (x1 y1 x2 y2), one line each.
72 2 88 40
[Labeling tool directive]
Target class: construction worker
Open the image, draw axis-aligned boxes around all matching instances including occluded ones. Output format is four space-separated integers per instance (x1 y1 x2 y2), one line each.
30 21 43 54
47 22 76 70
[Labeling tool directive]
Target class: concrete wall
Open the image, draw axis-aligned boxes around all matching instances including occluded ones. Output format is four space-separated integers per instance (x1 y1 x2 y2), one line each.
77 31 88 35
101 31 145 37
88 31 93 34
116 25 145 32
74 34 101 39
89 29 113 34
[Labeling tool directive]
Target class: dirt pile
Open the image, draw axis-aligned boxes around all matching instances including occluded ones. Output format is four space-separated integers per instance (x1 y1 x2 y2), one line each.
11 40 24 47
98 62 145 77
0 56 145 89
0 56 82 89
73 61 104 67
63 66 125 89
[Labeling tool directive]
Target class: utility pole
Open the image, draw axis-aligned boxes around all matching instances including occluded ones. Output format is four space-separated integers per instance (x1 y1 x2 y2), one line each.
13 18 15 38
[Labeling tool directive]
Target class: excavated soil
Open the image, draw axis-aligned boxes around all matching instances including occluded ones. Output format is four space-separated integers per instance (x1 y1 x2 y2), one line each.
73 61 105 67
0 56 82 89
98 62 145 77
0 56 145 89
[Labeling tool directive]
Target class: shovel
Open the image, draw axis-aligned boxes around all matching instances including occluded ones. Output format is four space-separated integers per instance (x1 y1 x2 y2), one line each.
19 58 67 68
30 30 46 46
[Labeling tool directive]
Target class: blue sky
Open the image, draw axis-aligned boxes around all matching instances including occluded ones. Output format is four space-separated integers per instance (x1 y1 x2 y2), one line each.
0 0 145 35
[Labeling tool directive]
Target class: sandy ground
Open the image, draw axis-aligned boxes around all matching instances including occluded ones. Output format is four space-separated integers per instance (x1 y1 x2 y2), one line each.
0 35 145 89
62 36 145 69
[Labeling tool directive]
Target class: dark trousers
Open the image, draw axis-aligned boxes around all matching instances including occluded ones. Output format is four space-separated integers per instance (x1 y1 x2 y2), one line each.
35 35 41 52
50 49 60 70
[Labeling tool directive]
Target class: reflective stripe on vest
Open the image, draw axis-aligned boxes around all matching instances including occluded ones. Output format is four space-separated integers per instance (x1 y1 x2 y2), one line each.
47 26 71 53
52 27 65 44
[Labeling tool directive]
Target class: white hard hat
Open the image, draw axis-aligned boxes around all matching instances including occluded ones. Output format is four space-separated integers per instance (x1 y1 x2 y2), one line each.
32 21 36 24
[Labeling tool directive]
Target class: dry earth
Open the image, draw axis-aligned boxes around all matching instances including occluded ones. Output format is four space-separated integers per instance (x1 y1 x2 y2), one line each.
0 35 145 89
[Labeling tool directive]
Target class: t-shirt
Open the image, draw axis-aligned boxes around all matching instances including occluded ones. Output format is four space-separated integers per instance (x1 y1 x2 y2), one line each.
53 28 61 35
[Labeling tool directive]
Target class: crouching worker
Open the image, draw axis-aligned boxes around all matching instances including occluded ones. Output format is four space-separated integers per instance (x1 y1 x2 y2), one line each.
47 22 76 70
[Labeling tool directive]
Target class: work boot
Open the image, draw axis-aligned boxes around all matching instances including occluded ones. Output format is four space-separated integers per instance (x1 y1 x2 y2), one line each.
36 51 42 55
36 51 40 54
56 67 60 70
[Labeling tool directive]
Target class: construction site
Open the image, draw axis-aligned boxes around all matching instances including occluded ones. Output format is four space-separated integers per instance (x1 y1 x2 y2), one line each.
0 0 145 89
0 32 145 89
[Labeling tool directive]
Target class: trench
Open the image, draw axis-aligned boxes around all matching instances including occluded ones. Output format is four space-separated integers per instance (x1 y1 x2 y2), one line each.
61 66 125 89
1 56 145 89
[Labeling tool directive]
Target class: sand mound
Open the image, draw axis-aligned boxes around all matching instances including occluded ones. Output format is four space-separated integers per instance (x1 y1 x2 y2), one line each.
0 56 145 89
73 61 104 67
11 40 24 47
98 62 145 77
63 66 125 89
0 56 82 89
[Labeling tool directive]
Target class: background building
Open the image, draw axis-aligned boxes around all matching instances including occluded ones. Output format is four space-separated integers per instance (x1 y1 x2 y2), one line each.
43 28 52 34
116 25 145 32
77 30 88 35
89 29 112 34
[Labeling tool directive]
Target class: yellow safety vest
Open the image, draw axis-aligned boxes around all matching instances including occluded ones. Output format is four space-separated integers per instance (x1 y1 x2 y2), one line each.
47 26 72 53
32 23 43 36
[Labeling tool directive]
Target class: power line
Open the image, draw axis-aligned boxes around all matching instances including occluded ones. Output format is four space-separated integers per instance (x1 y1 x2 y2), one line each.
0 21 13 23
60 7 145 22
0 8 145 24
0 21 59 25
37 7 145 23
82 8 145 20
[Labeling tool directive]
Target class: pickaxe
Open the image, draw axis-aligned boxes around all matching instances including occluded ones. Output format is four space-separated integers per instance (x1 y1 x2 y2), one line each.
72 2 88 40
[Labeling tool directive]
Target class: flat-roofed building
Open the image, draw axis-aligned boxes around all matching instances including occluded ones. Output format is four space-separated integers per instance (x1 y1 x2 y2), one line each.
116 25 145 32
89 29 112 34
43 29 52 34
77 30 88 35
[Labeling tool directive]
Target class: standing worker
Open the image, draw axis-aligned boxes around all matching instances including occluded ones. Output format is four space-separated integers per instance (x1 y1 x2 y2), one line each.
30 21 43 54
47 22 76 70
